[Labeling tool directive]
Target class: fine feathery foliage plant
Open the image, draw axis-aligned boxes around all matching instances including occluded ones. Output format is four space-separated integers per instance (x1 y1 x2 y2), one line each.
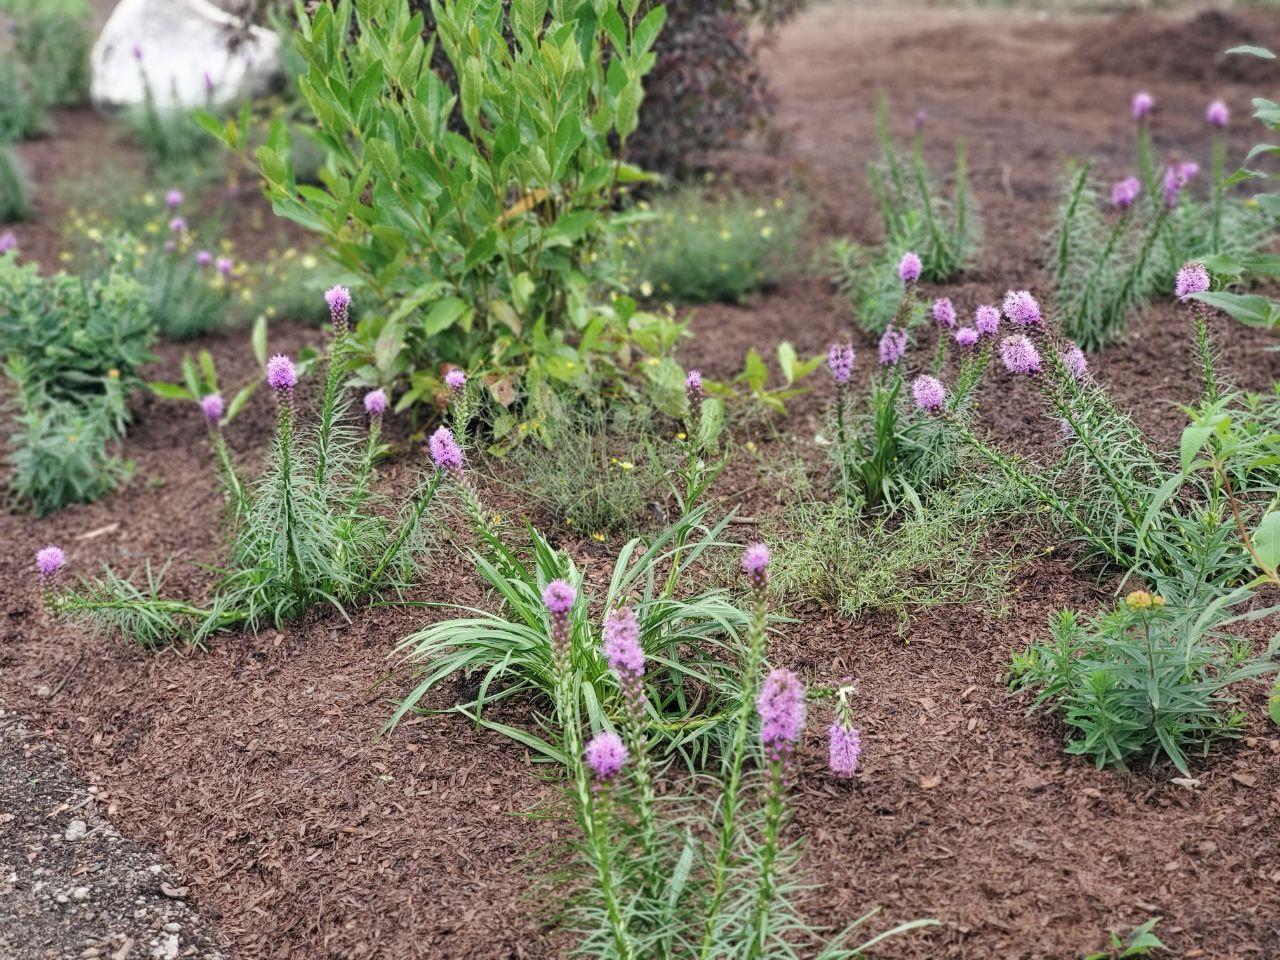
1010 589 1276 776
627 190 804 304
227 0 680 426
521 544 935 956
0 57 48 143
2 0 93 108
45 289 443 647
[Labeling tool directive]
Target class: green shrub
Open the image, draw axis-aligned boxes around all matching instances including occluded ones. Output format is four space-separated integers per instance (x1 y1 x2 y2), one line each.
0 146 31 223
1010 591 1277 775
0 252 153 514
4 0 92 107
234 0 679 424
628 190 803 303
0 58 46 142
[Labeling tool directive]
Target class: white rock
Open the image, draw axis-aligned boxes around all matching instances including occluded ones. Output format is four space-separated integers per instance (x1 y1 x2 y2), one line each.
151 933 180 960
91 0 281 111
65 819 88 843
71 885 91 902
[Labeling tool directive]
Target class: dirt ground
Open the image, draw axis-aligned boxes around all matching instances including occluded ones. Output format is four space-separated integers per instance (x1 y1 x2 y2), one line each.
3 2 1280 958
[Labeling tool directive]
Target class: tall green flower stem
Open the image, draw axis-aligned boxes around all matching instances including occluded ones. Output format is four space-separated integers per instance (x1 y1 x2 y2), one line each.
698 579 769 959
748 756 787 960
551 602 635 960
275 391 307 602
207 425 246 513
363 469 442 592
1191 303 1220 405
1211 133 1226 255
1106 207 1169 337
349 415 381 513
1137 121 1158 215
1076 209 1133 330
314 295 351 493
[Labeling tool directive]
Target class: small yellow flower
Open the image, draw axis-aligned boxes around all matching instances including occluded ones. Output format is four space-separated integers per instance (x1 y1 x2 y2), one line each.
591 532 605 542
618 461 634 471
745 441 757 453
67 434 79 443
491 513 503 525
301 254 318 270
773 198 785 209
1124 590 1164 610
108 369 119 379
59 252 72 263
676 431 686 441
760 226 774 239
718 229 731 241
142 192 157 206
266 306 277 318
639 281 653 298
753 207 766 219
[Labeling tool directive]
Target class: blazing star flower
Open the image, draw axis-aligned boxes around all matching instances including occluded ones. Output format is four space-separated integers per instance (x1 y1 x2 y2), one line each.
911 375 945 412
1062 342 1087 380
1206 99 1229 129
932 297 957 329
165 189 183 210
168 216 187 234
1111 176 1141 210
757 667 807 758
1000 335 1041 375
131 43 143 61
913 108 927 132
202 70 215 96
685 369 703 399
827 343 855 385
163 240 176 253
363 388 388 418
266 354 297 392
1175 261 1211 301
1131 90 1154 121
216 257 233 277
974 305 1000 338
584 730 628 781
742 542 771 592
1059 418 1075 441
1162 165 1181 208
954 326 979 349
324 284 351 317
879 325 907 366
200 393 224 423
35 545 65 579
195 249 212 268
0 231 16 254
429 426 463 473
444 369 466 393
898 251 922 284
828 720 862 778
603 607 644 674
1177 161 1199 185
1002 290 1041 327
542 579 576 614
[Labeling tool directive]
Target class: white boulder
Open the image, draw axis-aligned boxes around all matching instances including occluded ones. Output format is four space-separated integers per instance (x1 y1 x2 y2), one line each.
91 0 282 112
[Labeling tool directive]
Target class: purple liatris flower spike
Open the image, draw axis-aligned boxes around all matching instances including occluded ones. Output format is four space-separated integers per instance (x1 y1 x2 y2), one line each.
911 375 945 412
584 730 628 781
954 326 979 349
266 354 297 393
168 216 187 234
827 343 854 385
1000 335 1041 375
1062 342 1087 380
35 545 65 580
195 250 212 268
1002 290 1041 327
1111 177 1141 210
445 369 466 393
542 579 576 615
131 43 143 61
974 305 1000 338
932 297 956 329
603 606 646 713
165 189 183 210
363 388 388 418
216 257 233 277
543 578 576 662
0 231 16 254
1206 99 1229 129
898 251 922 284
913 108 927 132
828 720 861 779
200 393 224 424
685 369 703 401
879 326 907 366
757 667 807 761
1131 90 1154 121
742 542 771 592
324 285 351 331
429 426 463 473
1175 261 1210 301
1177 161 1199 185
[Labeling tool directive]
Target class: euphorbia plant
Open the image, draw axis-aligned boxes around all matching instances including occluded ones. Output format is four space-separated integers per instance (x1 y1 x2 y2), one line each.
240 0 675 423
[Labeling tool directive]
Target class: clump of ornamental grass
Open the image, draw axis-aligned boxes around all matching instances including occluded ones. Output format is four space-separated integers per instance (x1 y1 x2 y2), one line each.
506 401 667 538
45 288 443 647
388 371 757 767
628 189 804 304
125 48 220 178
533 544 935 957
1052 95 1276 350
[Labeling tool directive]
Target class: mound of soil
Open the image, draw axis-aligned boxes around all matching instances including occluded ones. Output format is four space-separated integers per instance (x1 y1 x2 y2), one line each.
1076 9 1276 84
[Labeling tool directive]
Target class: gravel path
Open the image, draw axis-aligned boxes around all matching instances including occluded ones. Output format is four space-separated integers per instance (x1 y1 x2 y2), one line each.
0 710 228 960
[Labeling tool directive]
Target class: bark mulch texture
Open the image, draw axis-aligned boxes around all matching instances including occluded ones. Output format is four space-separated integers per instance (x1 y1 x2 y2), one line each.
3 2 1280 958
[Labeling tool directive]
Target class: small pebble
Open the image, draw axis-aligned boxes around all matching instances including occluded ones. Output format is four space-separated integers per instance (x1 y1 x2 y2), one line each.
65 819 89 843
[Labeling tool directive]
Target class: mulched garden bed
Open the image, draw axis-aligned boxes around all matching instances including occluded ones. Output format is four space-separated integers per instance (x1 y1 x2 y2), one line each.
2 3 1278 957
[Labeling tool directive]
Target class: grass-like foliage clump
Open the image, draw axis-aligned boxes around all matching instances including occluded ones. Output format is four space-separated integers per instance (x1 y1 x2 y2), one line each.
45 290 443 647
628 190 804 304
